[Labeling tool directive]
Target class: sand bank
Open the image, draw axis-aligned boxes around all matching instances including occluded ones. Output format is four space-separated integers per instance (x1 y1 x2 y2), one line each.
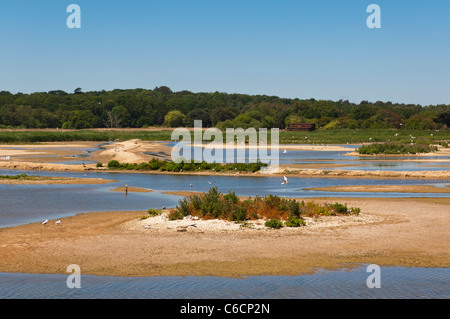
110 186 153 193
0 197 448 277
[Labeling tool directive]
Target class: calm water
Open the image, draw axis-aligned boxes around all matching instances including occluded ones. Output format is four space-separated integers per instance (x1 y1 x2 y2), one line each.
0 266 448 299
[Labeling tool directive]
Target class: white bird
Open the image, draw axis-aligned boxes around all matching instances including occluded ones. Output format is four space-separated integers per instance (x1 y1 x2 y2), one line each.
193 216 199 220
55 220 61 225
281 176 288 185
283 149 287 154
144 225 151 229
42 219 48 225
208 181 212 185
189 183 193 188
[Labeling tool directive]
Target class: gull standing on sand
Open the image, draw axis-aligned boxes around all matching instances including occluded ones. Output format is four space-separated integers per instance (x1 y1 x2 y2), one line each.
42 219 48 225
55 220 61 225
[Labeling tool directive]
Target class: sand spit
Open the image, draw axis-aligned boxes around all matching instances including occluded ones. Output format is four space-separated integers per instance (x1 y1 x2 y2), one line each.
110 186 153 193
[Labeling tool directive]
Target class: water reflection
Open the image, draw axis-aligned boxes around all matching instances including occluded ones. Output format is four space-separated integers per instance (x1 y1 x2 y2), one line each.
0 266 448 299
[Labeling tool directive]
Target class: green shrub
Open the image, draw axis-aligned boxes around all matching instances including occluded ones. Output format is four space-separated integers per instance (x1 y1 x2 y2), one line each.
147 208 162 216
287 199 300 217
107 160 120 168
96 162 103 167
264 218 283 229
329 203 348 214
171 197 190 220
285 217 306 227
224 191 239 204
230 205 248 222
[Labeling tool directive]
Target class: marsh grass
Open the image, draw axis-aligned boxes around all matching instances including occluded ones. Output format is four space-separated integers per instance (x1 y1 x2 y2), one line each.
358 142 438 155
0 174 37 180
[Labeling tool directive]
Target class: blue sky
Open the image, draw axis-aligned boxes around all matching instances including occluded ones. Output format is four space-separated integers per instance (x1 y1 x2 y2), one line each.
1 0 449 105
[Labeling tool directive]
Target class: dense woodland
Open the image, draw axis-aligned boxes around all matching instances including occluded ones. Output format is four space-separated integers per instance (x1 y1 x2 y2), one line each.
0 87 448 130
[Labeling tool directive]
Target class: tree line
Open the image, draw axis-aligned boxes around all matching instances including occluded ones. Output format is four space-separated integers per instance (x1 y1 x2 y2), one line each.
0 87 448 130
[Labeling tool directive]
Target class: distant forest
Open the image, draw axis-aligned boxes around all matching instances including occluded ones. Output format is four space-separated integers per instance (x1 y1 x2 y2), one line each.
0 87 448 130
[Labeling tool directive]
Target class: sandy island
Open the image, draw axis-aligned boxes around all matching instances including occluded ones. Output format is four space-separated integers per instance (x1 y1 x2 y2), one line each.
109 186 153 193
0 197 448 277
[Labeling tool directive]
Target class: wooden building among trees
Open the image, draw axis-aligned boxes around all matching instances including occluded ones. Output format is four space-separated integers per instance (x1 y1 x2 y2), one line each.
287 123 316 131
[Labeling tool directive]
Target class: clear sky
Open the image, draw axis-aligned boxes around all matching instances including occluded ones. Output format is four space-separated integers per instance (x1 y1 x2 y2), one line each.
1 0 449 105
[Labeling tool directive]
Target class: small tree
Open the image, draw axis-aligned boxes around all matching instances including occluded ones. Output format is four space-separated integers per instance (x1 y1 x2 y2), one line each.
163 110 185 127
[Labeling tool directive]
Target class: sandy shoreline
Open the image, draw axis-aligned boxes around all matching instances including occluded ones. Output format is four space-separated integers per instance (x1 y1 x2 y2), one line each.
0 197 448 277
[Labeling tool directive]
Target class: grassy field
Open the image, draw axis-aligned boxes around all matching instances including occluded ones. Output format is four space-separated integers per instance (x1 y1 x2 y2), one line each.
0 129 174 143
278 129 449 145
0 128 447 145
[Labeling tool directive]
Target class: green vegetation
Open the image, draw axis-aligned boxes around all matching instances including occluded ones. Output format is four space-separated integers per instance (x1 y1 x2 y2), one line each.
0 174 36 180
358 142 439 155
278 129 449 145
0 88 448 132
167 187 361 228
0 129 173 143
107 159 267 172
139 208 162 220
147 208 162 216
264 219 284 229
